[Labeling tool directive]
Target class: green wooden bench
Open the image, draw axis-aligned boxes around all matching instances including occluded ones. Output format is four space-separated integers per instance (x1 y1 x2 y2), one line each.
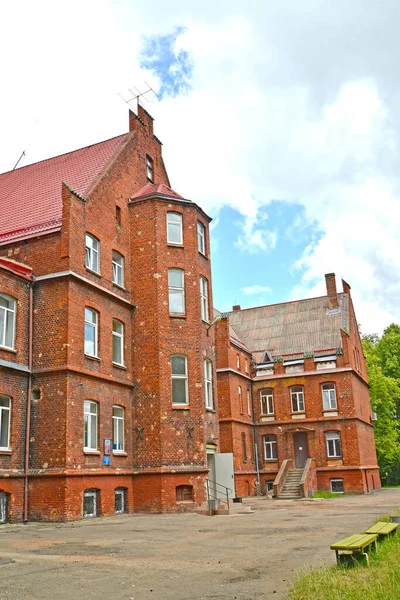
364 521 398 537
330 533 378 566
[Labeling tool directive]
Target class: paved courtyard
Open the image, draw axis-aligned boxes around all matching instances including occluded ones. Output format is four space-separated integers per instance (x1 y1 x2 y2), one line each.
0 488 399 600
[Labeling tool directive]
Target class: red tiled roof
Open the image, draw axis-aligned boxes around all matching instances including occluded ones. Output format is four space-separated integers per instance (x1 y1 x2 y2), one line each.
130 182 185 201
0 257 33 280
0 134 129 246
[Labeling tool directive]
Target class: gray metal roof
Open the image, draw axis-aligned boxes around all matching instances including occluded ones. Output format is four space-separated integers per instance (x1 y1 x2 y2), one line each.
228 293 349 361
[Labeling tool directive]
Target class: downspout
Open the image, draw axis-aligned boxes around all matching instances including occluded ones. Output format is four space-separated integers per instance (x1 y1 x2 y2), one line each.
250 364 261 495
23 281 33 522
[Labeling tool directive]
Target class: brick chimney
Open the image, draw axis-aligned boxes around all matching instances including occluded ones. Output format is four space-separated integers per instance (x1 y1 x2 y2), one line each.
232 305 241 312
129 104 154 136
325 273 339 309
342 279 351 295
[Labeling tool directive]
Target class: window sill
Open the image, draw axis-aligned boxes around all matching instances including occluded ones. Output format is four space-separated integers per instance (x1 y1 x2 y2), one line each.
172 404 190 410
84 450 101 455
0 345 16 354
85 354 100 362
327 456 342 460
169 314 187 320
112 282 125 291
0 450 12 455
112 362 127 370
167 243 184 249
264 459 278 463
85 267 101 278
113 451 128 456
201 319 211 326
206 408 215 413
198 251 208 260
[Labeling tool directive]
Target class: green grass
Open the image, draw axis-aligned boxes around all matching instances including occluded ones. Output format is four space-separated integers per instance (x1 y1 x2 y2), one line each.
288 529 400 600
312 491 341 499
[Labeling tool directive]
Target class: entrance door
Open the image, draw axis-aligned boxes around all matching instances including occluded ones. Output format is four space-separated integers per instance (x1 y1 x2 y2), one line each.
294 432 308 468
215 453 235 499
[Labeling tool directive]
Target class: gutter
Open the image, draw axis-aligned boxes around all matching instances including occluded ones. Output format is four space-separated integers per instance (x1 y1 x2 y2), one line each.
23 283 33 522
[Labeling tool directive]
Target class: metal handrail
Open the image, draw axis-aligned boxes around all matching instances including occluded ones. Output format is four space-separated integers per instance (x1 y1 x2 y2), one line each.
205 478 232 510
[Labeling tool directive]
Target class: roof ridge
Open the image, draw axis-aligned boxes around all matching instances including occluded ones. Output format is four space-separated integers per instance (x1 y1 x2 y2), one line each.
229 292 346 314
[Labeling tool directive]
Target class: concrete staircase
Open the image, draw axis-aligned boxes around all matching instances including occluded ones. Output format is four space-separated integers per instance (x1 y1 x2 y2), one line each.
278 468 303 499
197 500 253 516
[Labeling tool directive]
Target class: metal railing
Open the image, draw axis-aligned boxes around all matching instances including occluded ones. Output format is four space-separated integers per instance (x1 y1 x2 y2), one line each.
205 479 232 510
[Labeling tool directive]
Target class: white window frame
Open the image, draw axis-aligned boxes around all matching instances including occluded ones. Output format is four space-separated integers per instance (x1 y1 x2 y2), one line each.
85 234 100 273
0 294 16 350
200 276 209 322
84 308 98 357
112 406 124 452
322 383 337 410
330 478 345 494
260 389 274 415
204 359 213 410
0 395 11 450
166 212 183 245
114 488 126 514
112 251 124 287
83 489 98 518
84 400 98 451
326 431 342 458
112 319 124 366
168 269 185 315
247 389 251 415
146 155 153 181
264 435 278 460
290 386 305 412
171 355 189 405
197 221 205 254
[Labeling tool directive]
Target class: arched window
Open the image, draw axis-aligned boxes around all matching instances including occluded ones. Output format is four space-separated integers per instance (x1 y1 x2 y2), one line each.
322 383 337 410
166 212 183 245
171 355 188 404
204 359 213 409
238 386 243 413
0 396 11 450
83 489 99 518
114 487 127 514
168 269 185 314
85 233 100 273
200 276 209 322
263 435 278 460
112 251 124 287
325 431 342 458
260 389 274 415
112 319 124 366
0 294 16 349
290 386 305 412
84 308 98 357
176 485 194 502
84 400 98 451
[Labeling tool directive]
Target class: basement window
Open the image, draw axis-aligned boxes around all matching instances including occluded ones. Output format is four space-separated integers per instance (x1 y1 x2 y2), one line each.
114 487 127 514
0 492 9 524
176 485 194 502
330 478 344 494
265 481 274 493
83 489 99 518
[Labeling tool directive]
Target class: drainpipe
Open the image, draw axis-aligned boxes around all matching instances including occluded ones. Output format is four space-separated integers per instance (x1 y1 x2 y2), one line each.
250 364 261 495
23 282 33 522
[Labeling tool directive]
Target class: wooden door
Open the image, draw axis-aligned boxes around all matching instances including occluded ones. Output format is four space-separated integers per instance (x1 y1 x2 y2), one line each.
294 432 308 468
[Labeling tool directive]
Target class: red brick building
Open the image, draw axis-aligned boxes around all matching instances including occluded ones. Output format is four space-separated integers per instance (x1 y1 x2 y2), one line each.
216 274 380 499
0 106 219 521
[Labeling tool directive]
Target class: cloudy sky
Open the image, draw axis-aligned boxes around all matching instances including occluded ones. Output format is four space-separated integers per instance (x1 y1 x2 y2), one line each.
1 0 399 334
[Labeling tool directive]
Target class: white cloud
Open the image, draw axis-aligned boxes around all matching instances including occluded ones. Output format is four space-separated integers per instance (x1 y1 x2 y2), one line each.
241 284 272 296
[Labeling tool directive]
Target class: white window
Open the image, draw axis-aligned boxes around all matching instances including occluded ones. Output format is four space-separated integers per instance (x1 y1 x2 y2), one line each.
112 406 124 451
168 269 185 314
330 478 344 493
264 435 278 460
290 386 305 412
0 396 11 450
326 431 342 457
0 294 16 349
83 489 98 518
204 359 213 409
200 277 209 322
322 383 337 410
260 389 274 415
146 155 153 181
84 400 98 450
247 389 251 415
112 319 124 366
115 488 127 513
84 308 98 357
171 355 188 404
85 234 100 273
112 251 124 287
167 212 183 245
197 221 205 254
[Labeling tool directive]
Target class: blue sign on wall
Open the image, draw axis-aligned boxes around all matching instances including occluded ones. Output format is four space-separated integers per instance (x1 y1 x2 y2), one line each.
103 456 111 466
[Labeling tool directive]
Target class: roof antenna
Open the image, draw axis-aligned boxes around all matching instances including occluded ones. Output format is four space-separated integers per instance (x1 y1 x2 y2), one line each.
118 82 159 111
13 150 26 170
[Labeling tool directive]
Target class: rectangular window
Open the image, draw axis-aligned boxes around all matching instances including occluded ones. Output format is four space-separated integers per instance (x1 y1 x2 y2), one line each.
112 251 124 287
204 359 213 409
146 155 153 181
112 406 124 451
167 212 183 245
168 269 185 314
238 386 243 413
115 488 126 513
85 234 100 273
241 432 247 463
171 355 188 404
200 276 209 322
245 358 248 374
197 221 205 254
322 383 337 410
116 206 121 228
236 354 240 370
247 389 251 415
291 387 305 412
112 319 124 366
0 396 11 450
260 390 274 415
84 308 98 357
264 435 278 460
84 400 98 450
83 490 98 518
0 294 16 349
330 478 344 493
326 431 342 458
